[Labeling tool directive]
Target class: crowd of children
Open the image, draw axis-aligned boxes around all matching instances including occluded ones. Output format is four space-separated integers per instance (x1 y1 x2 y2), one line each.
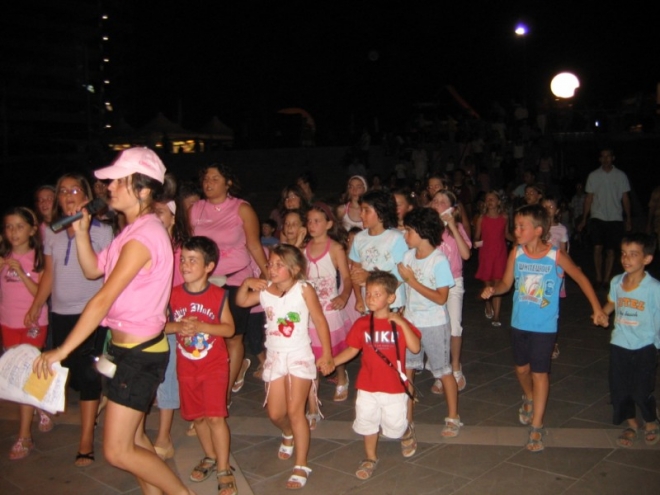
1 150 658 495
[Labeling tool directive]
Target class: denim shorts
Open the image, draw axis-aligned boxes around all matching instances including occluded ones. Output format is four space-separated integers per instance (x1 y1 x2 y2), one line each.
156 334 180 410
405 323 452 378
106 341 169 413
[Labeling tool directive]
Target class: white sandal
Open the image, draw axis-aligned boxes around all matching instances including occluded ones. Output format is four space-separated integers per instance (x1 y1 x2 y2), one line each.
441 416 463 438
453 368 467 392
287 465 312 489
306 411 322 431
333 370 349 401
278 433 294 460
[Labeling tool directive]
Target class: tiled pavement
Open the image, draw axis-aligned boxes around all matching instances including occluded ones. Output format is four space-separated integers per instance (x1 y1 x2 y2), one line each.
2 246 660 494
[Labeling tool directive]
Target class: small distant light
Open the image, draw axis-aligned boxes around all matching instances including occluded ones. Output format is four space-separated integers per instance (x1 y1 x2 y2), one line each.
83 84 95 93
105 102 114 111
595 120 600 127
104 80 110 84
102 36 109 41
103 58 109 63
102 15 108 20
515 24 527 36
105 124 112 128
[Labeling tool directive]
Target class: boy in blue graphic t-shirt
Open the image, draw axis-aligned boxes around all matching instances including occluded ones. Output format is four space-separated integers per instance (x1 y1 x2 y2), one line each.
482 205 604 452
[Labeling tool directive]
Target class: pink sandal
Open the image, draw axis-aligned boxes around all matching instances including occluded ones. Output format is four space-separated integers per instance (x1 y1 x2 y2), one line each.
38 411 54 432
9 437 34 460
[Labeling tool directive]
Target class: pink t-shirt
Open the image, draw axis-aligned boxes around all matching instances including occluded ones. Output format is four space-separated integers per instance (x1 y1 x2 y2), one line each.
0 250 47 328
97 214 173 337
190 197 252 285
438 223 472 279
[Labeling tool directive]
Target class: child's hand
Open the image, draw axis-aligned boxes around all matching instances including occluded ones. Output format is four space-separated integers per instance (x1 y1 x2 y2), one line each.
316 354 335 376
387 311 405 326
245 277 268 292
295 227 307 247
350 265 368 286
397 263 415 283
330 295 348 310
355 300 366 315
481 287 495 299
180 317 199 335
593 310 609 328
5 259 23 274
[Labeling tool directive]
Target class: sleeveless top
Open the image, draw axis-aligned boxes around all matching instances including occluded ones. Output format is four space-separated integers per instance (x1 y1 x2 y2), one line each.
260 281 311 352
305 240 338 311
512 244 563 333
342 202 363 231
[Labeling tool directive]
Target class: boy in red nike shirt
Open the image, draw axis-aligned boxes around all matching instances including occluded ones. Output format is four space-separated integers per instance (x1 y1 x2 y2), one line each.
333 271 421 480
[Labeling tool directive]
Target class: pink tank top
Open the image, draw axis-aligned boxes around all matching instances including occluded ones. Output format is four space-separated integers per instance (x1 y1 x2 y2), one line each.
190 197 252 285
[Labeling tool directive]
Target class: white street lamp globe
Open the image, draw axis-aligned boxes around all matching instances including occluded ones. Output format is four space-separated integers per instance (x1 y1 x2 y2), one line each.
551 72 580 98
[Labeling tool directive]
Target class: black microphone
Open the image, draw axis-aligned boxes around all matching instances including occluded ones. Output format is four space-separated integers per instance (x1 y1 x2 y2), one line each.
50 197 107 232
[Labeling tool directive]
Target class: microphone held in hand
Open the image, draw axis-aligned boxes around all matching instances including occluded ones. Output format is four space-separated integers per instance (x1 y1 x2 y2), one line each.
50 197 107 232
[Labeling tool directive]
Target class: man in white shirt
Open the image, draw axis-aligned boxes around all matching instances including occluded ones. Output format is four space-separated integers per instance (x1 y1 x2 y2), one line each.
578 147 632 287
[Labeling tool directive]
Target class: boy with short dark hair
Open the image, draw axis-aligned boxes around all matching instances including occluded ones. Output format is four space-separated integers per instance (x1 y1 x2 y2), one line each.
260 219 278 247
166 236 237 493
333 271 421 479
482 204 605 452
596 233 660 447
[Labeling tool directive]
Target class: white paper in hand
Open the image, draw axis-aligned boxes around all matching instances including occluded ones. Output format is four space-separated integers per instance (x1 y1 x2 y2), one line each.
0 344 69 414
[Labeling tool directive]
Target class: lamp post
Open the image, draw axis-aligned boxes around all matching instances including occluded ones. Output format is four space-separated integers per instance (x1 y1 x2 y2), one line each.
515 24 528 105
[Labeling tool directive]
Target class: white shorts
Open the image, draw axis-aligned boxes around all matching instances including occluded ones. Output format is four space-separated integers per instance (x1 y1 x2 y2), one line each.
262 346 317 382
353 390 408 438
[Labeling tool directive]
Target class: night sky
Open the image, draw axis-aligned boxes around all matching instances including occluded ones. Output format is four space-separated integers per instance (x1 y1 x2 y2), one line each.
122 1 658 132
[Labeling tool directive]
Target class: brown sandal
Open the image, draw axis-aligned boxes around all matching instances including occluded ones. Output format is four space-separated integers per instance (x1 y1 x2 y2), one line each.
355 458 378 479
217 468 237 495
400 424 417 458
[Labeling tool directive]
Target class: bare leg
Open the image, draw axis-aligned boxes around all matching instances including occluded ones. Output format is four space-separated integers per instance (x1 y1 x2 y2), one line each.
364 433 378 461
76 399 99 465
194 416 231 474
593 245 604 282
530 372 549 428
405 369 415 423
225 334 244 402
18 404 34 439
103 401 190 495
154 408 174 452
451 336 462 373
440 373 459 418
515 364 534 407
266 376 312 488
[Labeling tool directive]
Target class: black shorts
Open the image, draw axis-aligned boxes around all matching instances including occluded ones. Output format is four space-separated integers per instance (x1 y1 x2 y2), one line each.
511 328 555 373
106 342 168 413
227 285 250 336
589 219 624 251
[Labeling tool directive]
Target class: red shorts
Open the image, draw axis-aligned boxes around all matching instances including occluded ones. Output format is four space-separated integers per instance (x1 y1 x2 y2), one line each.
178 370 229 421
1 325 48 350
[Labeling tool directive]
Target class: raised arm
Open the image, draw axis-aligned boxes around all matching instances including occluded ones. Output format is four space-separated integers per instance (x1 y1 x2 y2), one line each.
74 209 104 279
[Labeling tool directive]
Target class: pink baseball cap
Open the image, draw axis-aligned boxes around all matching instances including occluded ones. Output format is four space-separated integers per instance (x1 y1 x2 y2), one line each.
95 147 166 184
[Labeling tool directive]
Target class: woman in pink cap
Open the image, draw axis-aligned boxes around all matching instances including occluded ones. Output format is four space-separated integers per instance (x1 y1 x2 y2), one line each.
34 147 196 495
